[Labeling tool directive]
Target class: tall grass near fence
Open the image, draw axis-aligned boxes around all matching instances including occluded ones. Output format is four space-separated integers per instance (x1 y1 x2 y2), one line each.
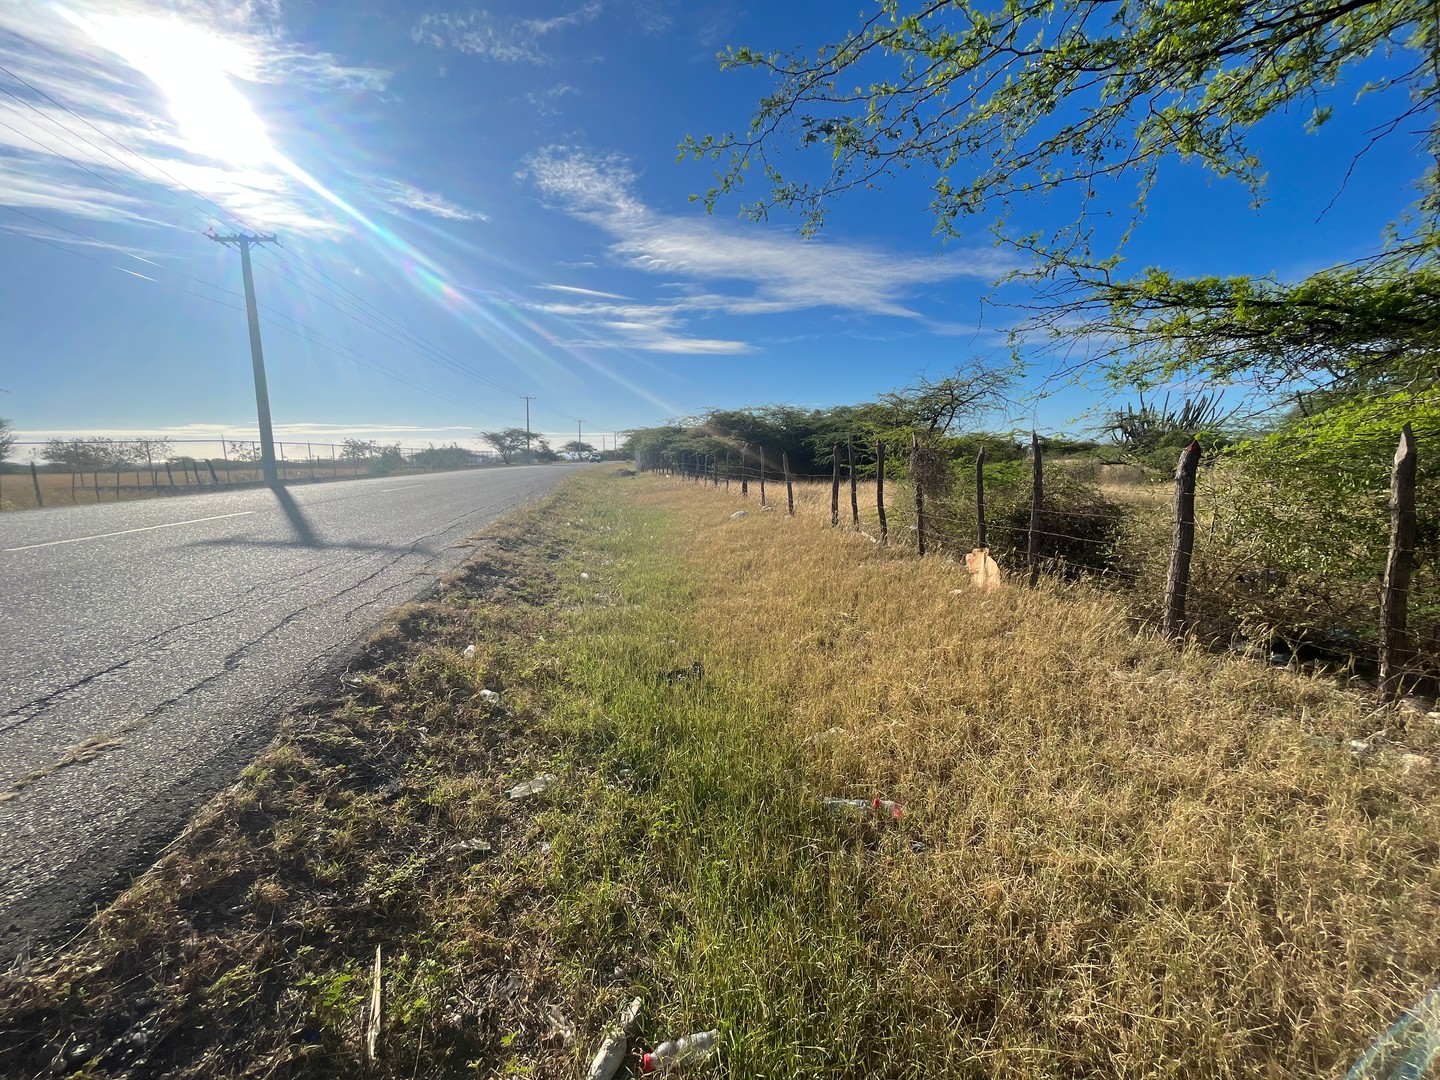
656 409 1437 693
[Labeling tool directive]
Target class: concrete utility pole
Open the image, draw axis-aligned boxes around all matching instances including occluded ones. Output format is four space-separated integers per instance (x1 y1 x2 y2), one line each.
208 229 280 484
577 419 584 457
521 396 536 464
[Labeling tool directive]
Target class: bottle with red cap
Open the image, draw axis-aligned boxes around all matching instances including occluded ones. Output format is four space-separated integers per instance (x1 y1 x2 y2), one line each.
641 1029 720 1073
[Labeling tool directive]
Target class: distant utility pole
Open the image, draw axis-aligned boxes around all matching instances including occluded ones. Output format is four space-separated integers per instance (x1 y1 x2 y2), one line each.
521 396 536 464
577 419 584 456
208 229 280 484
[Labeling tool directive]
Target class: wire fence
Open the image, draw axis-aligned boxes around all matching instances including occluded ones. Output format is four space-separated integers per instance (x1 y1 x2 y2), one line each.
0 438 501 510
641 429 1434 698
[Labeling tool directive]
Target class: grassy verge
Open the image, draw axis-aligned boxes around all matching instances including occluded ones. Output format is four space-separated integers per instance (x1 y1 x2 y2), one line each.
3 470 1439 1078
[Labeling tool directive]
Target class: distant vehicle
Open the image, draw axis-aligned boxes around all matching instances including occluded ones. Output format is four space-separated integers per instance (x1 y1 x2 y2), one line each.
590 454 603 463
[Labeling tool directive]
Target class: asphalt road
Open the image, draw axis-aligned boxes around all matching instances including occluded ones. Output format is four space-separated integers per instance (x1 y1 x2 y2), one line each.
0 465 580 961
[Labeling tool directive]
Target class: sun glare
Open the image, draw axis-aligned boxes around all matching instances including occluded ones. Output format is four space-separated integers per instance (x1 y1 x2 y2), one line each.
60 8 276 167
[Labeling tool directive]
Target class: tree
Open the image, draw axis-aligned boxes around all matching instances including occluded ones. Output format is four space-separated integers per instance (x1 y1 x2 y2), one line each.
561 440 598 460
479 428 547 464
687 0 1440 395
339 438 378 462
0 417 14 504
226 439 263 463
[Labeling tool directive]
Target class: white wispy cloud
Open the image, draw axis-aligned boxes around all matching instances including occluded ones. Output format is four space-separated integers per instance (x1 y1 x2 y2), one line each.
0 0 395 236
526 83 577 116
538 283 631 300
378 179 489 222
521 145 1017 353
412 3 602 64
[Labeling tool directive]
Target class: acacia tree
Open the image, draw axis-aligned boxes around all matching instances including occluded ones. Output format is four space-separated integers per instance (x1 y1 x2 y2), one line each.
479 428 548 464
561 440 598 460
687 0 1440 394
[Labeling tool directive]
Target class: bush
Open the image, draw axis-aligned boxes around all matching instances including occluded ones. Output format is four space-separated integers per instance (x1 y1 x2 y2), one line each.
1190 389 1440 669
940 458 1127 577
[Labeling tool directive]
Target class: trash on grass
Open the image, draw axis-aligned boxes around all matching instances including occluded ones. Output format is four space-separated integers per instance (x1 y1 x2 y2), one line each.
548 1003 576 1047
643 1029 720 1074
505 774 557 800
581 572 591 581
659 661 703 685
479 689 501 705
964 547 1002 591
463 644 476 659
822 796 904 819
447 838 493 859
730 510 748 520
585 997 643 1080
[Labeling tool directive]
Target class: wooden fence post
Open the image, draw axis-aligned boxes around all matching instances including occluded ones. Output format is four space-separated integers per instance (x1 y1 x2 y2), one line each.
725 451 731 491
783 452 794 515
207 459 221 486
912 432 926 556
876 440 888 545
831 444 841 525
114 462 121 499
1027 431 1043 588
1379 423 1418 701
975 447 987 549
760 447 767 508
30 461 43 507
1161 440 1204 637
849 439 859 526
164 461 175 489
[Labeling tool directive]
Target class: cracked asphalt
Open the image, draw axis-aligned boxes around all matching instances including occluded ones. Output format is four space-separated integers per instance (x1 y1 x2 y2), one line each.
0 465 579 961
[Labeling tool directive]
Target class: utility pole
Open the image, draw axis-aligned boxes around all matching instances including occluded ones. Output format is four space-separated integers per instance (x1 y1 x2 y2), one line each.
577 419 584 458
521 396 536 464
208 229 280 484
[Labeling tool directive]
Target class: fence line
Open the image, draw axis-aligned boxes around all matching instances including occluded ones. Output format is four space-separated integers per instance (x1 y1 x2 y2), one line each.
642 428 1430 703
1 439 507 511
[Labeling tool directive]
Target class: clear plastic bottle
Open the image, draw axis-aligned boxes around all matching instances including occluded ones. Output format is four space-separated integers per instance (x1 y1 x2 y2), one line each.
872 798 903 819
504 773 557 800
822 797 869 812
642 1029 720 1073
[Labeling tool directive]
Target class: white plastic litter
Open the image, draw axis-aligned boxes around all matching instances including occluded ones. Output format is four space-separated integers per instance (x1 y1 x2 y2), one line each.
730 510 748 520
463 644 476 659
585 997 643 1080
480 688 501 704
505 774 557 800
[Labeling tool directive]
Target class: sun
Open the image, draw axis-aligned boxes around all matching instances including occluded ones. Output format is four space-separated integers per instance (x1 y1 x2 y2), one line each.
60 8 277 168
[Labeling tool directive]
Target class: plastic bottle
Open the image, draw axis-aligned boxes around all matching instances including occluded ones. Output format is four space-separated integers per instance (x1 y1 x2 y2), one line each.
822 797 869 812
585 998 643 1080
872 798 903 819
642 1029 720 1073
504 773 557 800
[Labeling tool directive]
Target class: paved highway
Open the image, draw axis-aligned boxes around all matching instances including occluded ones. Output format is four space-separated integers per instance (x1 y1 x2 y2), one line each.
0 465 579 960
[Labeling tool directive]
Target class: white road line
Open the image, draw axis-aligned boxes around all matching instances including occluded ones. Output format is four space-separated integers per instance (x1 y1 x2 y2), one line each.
2 511 257 552
378 486 415 492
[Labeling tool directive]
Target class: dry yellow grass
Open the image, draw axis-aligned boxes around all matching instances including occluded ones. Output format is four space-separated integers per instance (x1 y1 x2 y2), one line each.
621 471 1440 1076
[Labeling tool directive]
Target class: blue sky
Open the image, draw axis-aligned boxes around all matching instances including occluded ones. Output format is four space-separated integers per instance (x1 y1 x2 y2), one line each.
0 0 1426 455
